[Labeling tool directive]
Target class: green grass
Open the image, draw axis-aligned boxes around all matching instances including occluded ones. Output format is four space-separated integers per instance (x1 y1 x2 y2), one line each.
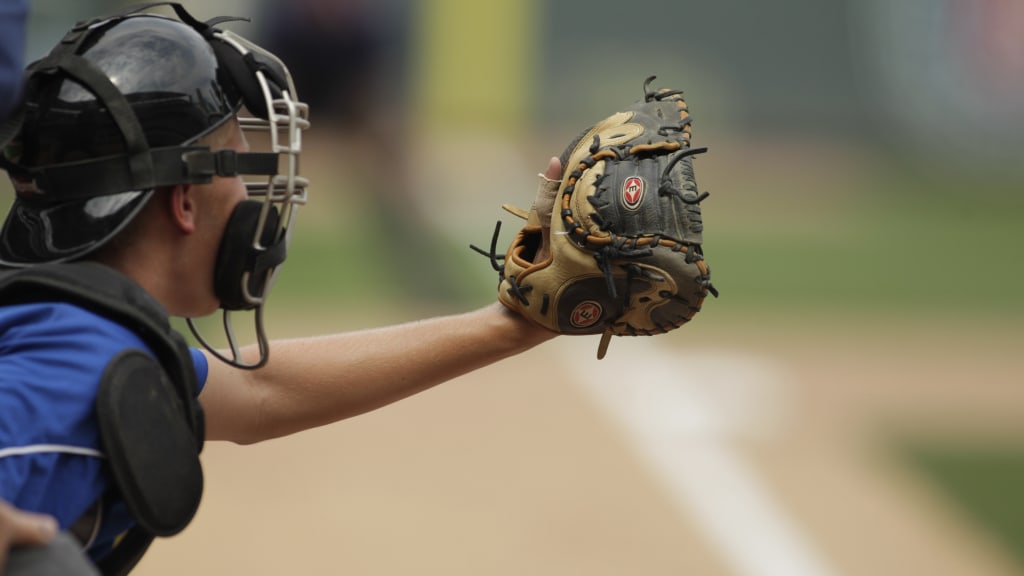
906 444 1024 568
694 166 1024 318
271 210 498 313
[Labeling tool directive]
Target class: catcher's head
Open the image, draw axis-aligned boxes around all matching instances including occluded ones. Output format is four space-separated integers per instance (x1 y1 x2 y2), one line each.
0 2 310 368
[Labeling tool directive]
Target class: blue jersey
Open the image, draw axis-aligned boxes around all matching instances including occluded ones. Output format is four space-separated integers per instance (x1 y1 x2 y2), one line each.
0 302 208 559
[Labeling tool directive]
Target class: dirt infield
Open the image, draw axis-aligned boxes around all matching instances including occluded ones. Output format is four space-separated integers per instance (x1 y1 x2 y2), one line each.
131 311 1023 576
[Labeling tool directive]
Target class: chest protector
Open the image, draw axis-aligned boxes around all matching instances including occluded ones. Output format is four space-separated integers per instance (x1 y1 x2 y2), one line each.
0 262 205 576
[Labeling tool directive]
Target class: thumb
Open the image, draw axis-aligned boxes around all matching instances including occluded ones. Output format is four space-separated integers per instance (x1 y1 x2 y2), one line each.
531 156 562 228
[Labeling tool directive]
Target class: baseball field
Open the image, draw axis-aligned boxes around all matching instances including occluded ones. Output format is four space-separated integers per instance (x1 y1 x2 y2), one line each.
6 0 1023 574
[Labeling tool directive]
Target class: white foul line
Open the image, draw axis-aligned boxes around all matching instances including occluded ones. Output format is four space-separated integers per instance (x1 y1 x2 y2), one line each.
568 337 839 576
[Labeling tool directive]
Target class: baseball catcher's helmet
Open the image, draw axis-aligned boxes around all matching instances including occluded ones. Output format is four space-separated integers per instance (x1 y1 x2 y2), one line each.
0 2 310 368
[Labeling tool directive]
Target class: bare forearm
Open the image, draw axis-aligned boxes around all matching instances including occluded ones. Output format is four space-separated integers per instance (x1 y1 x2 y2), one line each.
204 303 554 443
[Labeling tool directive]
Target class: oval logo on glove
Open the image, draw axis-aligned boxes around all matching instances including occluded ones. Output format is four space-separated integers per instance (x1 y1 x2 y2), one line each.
570 300 603 328
622 176 645 210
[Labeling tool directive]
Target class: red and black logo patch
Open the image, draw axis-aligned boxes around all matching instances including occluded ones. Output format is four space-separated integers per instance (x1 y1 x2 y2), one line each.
622 176 645 210
570 300 603 328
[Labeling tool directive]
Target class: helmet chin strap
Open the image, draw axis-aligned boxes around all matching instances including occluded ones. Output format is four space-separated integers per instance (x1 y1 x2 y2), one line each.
185 306 270 370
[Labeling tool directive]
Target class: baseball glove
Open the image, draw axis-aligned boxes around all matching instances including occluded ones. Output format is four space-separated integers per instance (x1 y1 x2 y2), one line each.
474 76 717 359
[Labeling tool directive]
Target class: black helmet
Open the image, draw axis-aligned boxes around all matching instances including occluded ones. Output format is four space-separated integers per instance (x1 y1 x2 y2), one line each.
0 3 311 369
0 2 307 267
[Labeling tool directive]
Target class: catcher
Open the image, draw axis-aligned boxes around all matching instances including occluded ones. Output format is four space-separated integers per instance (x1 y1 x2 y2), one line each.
476 76 717 359
0 3 713 575
0 4 558 575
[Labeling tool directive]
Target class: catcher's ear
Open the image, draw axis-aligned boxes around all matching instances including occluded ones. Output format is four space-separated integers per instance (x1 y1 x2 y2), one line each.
168 185 198 234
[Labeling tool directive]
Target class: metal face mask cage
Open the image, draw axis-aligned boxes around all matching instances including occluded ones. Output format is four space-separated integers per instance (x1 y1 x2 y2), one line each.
184 27 310 370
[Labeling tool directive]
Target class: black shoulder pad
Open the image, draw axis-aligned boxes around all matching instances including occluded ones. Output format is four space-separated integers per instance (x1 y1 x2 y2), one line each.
96 350 203 536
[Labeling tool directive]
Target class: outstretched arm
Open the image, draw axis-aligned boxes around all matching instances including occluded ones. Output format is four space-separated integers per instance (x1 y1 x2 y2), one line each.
200 302 555 444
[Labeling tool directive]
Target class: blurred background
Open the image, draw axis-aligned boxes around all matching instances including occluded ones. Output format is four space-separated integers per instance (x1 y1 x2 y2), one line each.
6 0 1024 574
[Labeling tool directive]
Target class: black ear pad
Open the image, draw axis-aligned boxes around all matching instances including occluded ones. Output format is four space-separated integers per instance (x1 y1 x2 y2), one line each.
208 36 287 119
213 200 286 310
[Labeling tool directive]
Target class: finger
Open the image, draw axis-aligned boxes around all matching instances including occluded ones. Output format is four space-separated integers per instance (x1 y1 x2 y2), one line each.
0 502 58 547
531 157 563 227
543 156 561 181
